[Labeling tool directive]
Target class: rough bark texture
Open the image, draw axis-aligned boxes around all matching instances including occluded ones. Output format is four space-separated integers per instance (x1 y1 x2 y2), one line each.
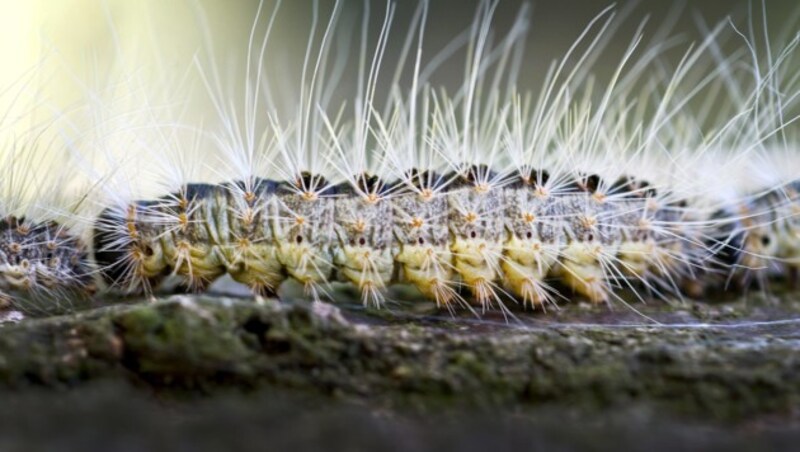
2 291 800 426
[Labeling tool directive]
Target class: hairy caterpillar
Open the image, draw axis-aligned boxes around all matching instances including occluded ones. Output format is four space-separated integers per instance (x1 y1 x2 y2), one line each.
0 66 95 314
52 0 800 318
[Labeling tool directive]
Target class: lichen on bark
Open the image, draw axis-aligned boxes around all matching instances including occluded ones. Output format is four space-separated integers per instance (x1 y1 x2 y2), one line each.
0 291 799 423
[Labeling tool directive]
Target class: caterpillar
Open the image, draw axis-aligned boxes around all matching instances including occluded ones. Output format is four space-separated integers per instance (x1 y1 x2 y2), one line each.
75 0 800 319
0 0 792 320
0 65 96 314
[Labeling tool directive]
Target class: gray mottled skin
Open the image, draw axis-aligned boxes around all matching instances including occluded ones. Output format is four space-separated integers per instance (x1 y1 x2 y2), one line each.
391 193 449 248
275 191 336 251
503 187 563 244
333 194 394 251
503 188 655 250
446 186 505 243
614 199 650 242
555 194 621 245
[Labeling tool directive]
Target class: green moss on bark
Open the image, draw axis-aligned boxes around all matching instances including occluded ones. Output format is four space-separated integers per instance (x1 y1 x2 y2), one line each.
0 294 798 422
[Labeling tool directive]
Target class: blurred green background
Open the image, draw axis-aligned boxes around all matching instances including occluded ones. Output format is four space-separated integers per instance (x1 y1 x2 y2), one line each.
0 0 796 157
1 0 795 108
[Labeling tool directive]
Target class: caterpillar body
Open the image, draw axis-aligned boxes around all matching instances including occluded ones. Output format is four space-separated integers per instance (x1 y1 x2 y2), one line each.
79 1 700 314
76 0 800 318
89 162 708 312
2 0 798 319
0 63 96 313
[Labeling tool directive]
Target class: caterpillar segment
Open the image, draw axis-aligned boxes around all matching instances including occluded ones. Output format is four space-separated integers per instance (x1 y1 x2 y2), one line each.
0 216 94 308
274 172 337 299
606 177 656 281
445 165 508 312
608 204 653 281
218 178 284 296
601 180 696 299
390 170 459 310
500 170 562 309
651 200 709 297
602 177 698 295
550 175 620 304
156 183 227 292
93 200 170 294
333 174 395 308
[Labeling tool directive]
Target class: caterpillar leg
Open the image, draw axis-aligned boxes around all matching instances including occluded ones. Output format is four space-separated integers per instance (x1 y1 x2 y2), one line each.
451 238 504 310
556 242 610 304
226 247 284 297
396 244 459 310
335 247 394 308
501 238 558 308
617 240 656 280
